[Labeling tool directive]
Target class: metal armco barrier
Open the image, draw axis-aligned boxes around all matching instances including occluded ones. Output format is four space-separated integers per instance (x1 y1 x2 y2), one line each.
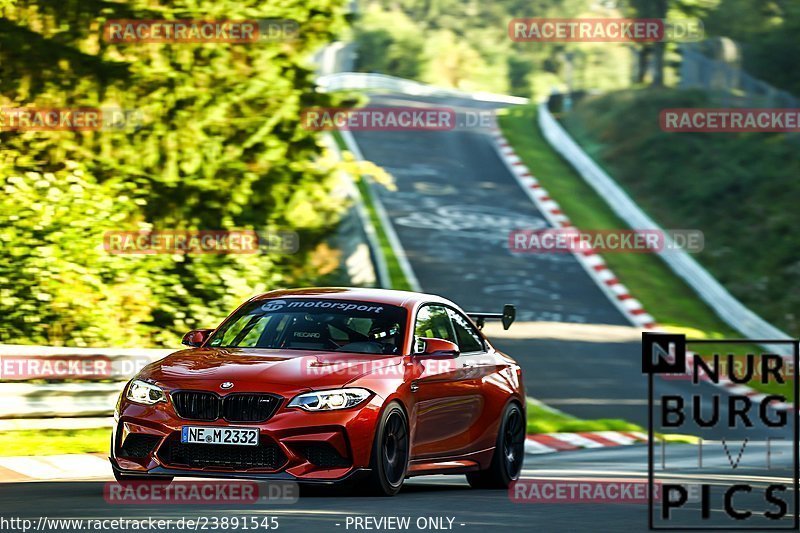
0 345 170 419
316 72 529 105
537 101 792 348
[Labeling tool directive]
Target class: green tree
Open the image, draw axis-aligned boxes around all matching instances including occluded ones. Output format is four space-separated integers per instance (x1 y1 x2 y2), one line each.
0 0 348 346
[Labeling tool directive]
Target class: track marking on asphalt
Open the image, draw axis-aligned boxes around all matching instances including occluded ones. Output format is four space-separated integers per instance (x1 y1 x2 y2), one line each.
526 469 795 485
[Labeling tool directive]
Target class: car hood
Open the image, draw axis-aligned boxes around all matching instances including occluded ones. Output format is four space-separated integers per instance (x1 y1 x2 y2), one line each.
137 347 403 394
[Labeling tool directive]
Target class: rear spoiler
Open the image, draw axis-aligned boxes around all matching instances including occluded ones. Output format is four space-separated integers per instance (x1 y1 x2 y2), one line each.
467 304 516 330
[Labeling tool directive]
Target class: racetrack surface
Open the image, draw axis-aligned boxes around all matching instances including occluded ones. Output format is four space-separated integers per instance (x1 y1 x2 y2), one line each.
1 444 794 532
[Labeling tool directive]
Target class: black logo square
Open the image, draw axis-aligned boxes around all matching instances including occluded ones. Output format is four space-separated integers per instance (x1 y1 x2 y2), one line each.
642 332 686 374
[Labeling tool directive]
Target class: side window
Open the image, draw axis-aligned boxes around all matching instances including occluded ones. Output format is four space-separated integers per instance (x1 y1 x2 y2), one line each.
414 305 456 350
447 308 485 353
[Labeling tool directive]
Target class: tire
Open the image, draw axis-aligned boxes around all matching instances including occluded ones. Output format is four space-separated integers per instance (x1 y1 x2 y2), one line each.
466 402 525 489
113 469 173 485
361 402 409 496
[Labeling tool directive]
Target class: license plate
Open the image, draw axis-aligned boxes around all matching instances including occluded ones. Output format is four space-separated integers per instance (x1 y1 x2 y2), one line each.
181 426 259 446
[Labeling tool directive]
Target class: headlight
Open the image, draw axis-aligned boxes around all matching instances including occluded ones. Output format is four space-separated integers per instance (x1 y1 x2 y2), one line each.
288 388 371 411
125 379 167 405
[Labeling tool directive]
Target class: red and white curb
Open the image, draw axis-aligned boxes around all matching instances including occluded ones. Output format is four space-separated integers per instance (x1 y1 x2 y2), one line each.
488 121 656 331
525 431 648 455
488 116 794 410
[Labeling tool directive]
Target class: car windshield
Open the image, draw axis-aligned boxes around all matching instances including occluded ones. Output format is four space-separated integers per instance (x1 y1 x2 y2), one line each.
208 298 407 355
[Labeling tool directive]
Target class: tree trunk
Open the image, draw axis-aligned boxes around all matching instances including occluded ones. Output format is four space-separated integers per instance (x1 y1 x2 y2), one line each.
651 0 669 87
636 45 651 83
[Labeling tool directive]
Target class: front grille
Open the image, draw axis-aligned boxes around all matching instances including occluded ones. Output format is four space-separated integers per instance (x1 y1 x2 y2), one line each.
172 391 219 421
159 437 287 470
172 391 281 422
295 443 351 468
223 394 281 422
119 433 161 458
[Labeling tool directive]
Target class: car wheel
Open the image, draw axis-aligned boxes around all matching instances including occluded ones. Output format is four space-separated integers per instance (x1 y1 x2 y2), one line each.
467 402 525 489
362 402 409 496
113 469 173 485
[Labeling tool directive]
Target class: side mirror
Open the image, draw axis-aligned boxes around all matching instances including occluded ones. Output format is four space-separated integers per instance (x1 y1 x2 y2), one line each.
181 329 214 347
415 337 460 358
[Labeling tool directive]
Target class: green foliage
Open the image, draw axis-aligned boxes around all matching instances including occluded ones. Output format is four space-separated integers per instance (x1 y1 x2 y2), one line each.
526 398 644 434
561 89 800 336
353 8 423 79
0 428 110 456
352 0 632 98
0 0 349 347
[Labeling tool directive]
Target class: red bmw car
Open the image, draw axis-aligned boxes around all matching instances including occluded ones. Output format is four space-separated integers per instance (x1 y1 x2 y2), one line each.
110 287 525 495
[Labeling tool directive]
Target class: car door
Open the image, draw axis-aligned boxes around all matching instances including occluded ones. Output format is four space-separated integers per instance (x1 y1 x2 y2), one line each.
409 304 485 458
445 307 511 453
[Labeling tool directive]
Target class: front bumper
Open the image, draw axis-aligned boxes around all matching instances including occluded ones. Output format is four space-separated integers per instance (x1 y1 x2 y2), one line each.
110 394 383 483
109 462 372 484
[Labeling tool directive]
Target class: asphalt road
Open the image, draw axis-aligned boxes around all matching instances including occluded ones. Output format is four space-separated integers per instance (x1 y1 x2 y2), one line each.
1 444 795 532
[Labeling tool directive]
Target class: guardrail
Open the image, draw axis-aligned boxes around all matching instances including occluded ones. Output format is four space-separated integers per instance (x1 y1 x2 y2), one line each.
537 101 792 347
0 344 170 419
316 72 529 105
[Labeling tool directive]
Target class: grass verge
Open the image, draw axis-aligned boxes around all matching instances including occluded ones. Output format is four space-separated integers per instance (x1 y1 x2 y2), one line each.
499 105 791 399
526 399 698 443
560 89 800 338
526 398 643 434
0 428 109 456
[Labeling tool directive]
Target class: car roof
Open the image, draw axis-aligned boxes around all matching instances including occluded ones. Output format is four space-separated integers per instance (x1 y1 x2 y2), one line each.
249 287 455 310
